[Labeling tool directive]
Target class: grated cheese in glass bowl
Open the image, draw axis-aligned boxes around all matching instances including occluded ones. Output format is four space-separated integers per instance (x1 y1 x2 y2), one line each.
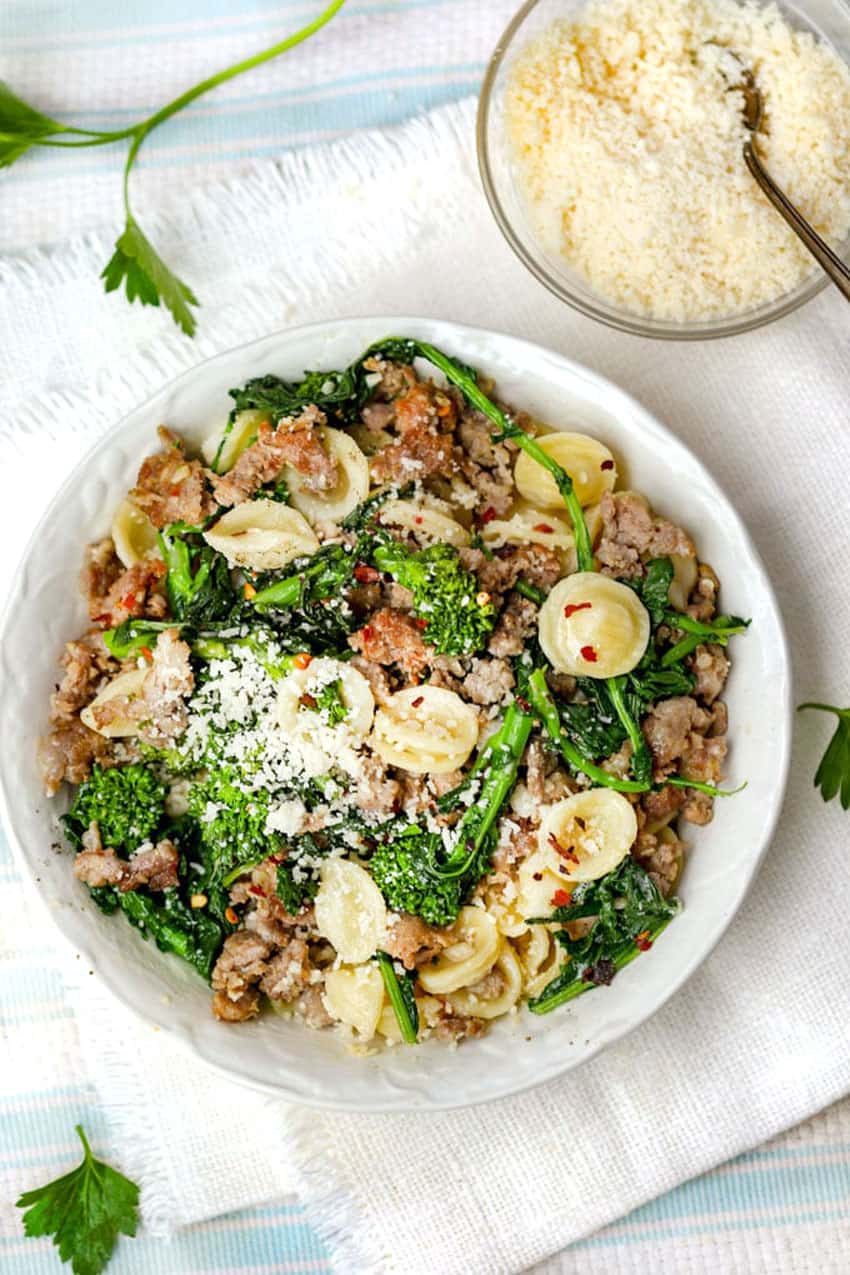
477 0 850 338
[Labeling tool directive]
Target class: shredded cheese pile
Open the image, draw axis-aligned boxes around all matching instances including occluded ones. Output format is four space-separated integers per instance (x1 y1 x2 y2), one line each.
505 0 850 319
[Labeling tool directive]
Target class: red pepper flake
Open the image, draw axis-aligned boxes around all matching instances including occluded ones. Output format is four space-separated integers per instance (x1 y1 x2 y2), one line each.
548 832 579 864
353 563 380 584
533 523 554 534
92 613 112 625
635 929 653 952
600 459 615 471
299 692 317 710
414 617 428 630
532 872 543 881
268 851 288 864
122 592 137 611
580 644 598 663
514 695 532 714
361 625 374 641
139 646 154 663
248 884 267 898
551 889 573 908
225 906 239 926
564 602 592 619
411 695 424 708
479 506 497 525
292 652 312 670
243 582 256 600
414 515 424 525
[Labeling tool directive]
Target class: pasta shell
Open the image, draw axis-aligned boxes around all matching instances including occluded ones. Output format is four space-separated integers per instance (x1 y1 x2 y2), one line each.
378 498 470 548
538 571 650 678
314 858 387 964
201 408 267 472
537 789 638 883
418 907 500 994
518 928 571 998
80 667 148 738
323 964 385 1039
111 499 159 568
285 427 369 523
481 506 575 561
514 432 617 509
668 552 698 612
203 501 318 571
516 853 569 918
276 657 375 742
446 943 523 1019
370 685 479 774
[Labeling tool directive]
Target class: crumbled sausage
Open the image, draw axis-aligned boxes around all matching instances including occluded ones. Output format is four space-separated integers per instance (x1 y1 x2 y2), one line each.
463 656 515 705
487 593 538 657
50 632 118 722
211 930 273 1013
348 607 433 681
83 540 167 627
596 491 695 578
384 913 451 970
211 405 336 505
641 696 711 775
38 719 111 795
370 426 459 485
73 837 179 892
689 643 730 705
130 426 217 529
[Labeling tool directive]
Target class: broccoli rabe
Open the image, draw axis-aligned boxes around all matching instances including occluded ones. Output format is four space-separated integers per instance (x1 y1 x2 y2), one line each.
63 764 165 854
370 702 533 924
528 857 680 1013
371 539 495 656
158 521 236 625
187 769 276 890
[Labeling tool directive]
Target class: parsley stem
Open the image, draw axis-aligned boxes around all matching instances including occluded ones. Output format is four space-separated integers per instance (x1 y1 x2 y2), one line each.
134 0 345 145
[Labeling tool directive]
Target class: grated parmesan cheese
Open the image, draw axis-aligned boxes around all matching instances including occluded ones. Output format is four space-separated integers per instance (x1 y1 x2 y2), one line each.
505 0 850 319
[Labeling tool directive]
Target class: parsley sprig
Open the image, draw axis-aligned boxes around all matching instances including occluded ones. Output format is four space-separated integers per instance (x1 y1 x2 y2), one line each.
799 702 850 810
0 0 345 335
16 1125 139 1275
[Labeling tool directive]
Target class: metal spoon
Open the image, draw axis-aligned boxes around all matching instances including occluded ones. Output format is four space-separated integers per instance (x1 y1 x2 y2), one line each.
718 47 850 302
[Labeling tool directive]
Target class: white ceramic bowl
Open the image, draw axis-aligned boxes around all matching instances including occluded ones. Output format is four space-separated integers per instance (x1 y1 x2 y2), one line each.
0 318 791 1110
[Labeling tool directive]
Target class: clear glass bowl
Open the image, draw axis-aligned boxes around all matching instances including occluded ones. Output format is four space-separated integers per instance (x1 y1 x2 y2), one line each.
477 0 850 340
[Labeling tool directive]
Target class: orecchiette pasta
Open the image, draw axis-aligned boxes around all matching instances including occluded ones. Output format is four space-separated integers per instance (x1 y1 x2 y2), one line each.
514 431 618 509
370 685 479 774
80 667 148 738
322 964 386 1038
201 408 266 473
517 929 570 999
480 506 575 563
418 907 500 994
446 943 524 1019
667 552 698 612
538 572 650 677
285 427 369 523
537 789 638 883
276 658 375 742
111 499 159 567
378 497 470 548
202 500 319 571
314 859 387 964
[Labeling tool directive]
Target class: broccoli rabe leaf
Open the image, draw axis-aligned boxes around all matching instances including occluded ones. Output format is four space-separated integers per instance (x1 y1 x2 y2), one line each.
798 703 850 810
118 886 225 980
63 764 165 855
102 217 199 337
16 1124 139 1275
528 857 680 1014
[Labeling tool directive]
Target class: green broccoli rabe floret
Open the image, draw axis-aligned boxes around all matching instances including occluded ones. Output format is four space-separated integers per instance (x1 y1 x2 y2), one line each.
371 539 495 656
62 765 166 855
370 703 533 925
187 769 276 889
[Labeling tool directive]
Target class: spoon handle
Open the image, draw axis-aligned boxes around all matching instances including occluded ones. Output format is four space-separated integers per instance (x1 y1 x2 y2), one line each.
744 141 850 303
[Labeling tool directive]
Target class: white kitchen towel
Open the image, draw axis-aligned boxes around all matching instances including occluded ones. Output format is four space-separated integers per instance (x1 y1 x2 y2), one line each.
3 99 850 1275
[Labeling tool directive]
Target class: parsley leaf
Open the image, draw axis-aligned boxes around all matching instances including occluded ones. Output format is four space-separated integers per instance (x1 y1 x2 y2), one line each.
16 1125 139 1275
0 80 63 140
799 702 850 809
102 218 199 336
